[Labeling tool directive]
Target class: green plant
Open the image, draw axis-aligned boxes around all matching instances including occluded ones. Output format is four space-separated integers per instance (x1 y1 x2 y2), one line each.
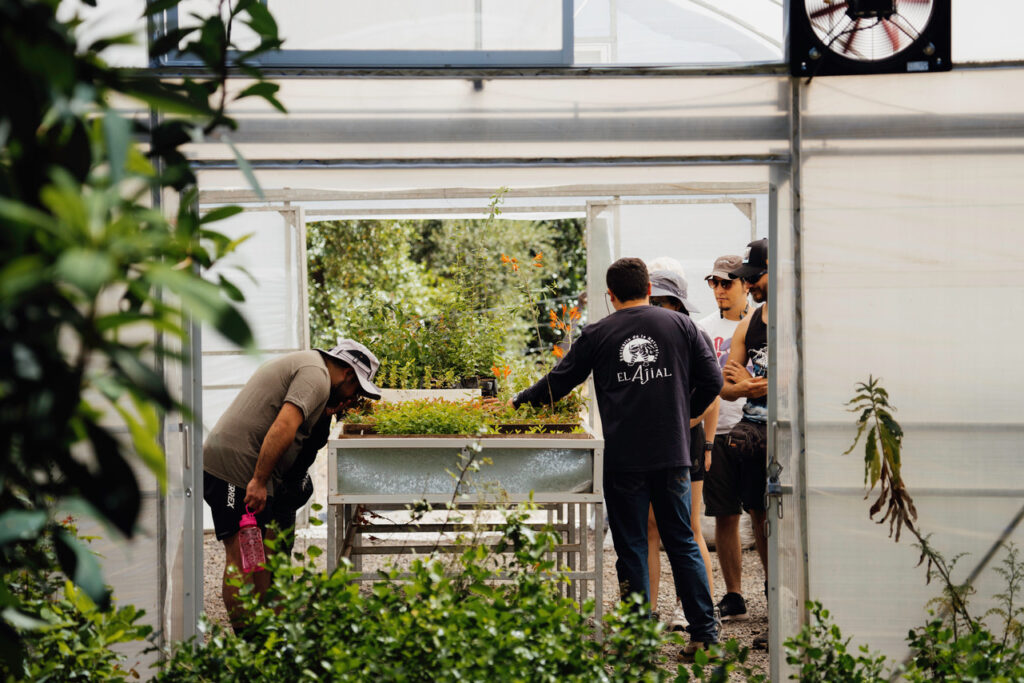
786 377 1024 681
342 395 586 435
372 399 489 435
0 519 151 681
783 601 888 682
158 508 674 682
0 0 284 666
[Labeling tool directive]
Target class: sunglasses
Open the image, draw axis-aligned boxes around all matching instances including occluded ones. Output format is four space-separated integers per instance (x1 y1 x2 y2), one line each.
742 270 767 284
707 278 737 290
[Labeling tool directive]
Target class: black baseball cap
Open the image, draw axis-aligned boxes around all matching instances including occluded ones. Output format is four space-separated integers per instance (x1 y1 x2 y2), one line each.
730 238 768 280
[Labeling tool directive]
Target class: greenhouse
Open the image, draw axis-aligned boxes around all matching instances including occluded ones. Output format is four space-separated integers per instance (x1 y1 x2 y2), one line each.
4 0 1024 680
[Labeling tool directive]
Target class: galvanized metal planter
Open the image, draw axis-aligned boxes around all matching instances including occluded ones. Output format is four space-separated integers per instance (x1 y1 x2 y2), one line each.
326 423 605 621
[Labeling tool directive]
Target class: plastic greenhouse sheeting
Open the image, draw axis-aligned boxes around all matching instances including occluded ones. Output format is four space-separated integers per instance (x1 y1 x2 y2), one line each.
59 45 1024 675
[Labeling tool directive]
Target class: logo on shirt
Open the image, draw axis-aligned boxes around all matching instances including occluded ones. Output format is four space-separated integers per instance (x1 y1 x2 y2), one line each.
620 335 658 366
617 335 673 385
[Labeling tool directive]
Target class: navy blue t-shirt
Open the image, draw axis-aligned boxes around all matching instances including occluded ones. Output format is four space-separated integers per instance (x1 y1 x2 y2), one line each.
514 305 722 472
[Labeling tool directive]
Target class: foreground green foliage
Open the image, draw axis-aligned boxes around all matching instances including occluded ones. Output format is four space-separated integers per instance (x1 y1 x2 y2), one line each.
0 520 151 681
0 0 284 668
159 509 673 682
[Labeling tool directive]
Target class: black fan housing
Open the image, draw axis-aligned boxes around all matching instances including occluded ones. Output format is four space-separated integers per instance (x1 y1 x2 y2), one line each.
789 0 951 76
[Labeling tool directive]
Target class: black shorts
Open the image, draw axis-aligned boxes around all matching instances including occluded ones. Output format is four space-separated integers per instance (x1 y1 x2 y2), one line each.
203 472 275 541
702 420 767 515
689 423 706 483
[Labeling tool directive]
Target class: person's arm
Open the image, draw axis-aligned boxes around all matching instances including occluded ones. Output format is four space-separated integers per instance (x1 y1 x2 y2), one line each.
244 402 305 513
513 332 594 408
284 411 332 482
720 318 766 401
689 326 723 419
700 397 719 470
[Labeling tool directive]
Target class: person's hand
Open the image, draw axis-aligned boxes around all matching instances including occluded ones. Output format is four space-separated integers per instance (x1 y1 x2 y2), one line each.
723 359 752 383
743 376 768 398
244 478 268 514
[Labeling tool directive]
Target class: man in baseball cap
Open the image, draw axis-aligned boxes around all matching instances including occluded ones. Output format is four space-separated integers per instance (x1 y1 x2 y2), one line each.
316 339 382 401
722 237 770 650
202 339 380 631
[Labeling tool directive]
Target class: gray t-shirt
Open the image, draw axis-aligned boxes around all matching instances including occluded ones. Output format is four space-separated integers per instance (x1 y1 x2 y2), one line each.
203 350 331 495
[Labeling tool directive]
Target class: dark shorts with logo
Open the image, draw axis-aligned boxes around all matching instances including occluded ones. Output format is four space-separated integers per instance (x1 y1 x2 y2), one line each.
203 472 275 541
702 420 767 515
689 423 706 483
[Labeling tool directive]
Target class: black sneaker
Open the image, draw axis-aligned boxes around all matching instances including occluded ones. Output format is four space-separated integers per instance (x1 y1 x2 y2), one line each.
715 592 749 622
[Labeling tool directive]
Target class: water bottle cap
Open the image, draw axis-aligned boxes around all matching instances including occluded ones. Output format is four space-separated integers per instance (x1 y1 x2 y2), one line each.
240 505 258 528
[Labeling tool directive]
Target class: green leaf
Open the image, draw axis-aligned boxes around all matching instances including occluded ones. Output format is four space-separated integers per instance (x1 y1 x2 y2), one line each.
223 134 264 200
1 608 50 631
217 274 245 302
103 111 132 184
0 510 48 547
243 1 279 38
54 530 110 610
114 398 167 492
200 205 244 224
0 256 47 301
0 197 60 233
121 79 211 117
55 249 116 298
145 265 253 348
234 82 286 114
865 425 880 489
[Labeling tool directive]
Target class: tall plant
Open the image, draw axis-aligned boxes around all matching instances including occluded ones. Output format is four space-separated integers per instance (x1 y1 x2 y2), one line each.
0 0 284 667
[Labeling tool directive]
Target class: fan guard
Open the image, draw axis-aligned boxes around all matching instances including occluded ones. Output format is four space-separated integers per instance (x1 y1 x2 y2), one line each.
804 0 935 62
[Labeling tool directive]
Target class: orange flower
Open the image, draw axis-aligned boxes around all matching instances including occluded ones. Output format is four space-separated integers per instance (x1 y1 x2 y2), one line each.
533 252 543 266
501 365 511 378
552 345 565 359
569 306 580 321
501 254 510 263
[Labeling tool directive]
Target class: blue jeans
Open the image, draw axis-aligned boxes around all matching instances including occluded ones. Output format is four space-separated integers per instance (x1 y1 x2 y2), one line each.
604 466 718 642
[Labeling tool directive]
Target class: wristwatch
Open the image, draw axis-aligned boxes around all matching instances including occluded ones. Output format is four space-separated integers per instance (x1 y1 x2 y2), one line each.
703 441 714 451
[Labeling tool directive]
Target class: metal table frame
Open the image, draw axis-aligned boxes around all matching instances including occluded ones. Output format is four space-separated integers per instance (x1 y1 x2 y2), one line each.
327 427 605 624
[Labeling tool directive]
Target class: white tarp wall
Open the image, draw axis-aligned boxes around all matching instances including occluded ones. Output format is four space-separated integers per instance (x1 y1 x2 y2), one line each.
193 68 1024 678
793 68 1024 661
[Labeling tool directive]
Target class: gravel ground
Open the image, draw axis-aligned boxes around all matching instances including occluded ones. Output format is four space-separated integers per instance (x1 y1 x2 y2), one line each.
203 520 768 679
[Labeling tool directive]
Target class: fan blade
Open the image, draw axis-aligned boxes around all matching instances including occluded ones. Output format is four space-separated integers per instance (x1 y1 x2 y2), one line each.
888 13 923 42
810 2 848 20
840 17 862 54
882 18 900 51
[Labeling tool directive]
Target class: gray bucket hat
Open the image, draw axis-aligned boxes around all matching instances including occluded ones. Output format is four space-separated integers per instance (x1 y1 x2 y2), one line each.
649 270 700 315
316 339 382 400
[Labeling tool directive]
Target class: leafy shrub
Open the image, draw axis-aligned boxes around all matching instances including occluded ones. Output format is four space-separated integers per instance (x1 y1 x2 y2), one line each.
372 399 489 435
783 601 888 682
158 508 673 682
343 395 586 435
0 521 151 681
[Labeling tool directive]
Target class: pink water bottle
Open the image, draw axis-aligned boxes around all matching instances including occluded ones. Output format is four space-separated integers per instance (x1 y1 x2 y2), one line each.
238 506 265 574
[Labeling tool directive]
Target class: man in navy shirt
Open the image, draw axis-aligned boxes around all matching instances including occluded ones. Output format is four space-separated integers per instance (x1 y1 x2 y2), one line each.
514 258 723 655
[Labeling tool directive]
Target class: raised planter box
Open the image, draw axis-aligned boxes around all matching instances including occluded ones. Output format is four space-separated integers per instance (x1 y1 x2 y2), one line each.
328 423 603 505
326 422 606 621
